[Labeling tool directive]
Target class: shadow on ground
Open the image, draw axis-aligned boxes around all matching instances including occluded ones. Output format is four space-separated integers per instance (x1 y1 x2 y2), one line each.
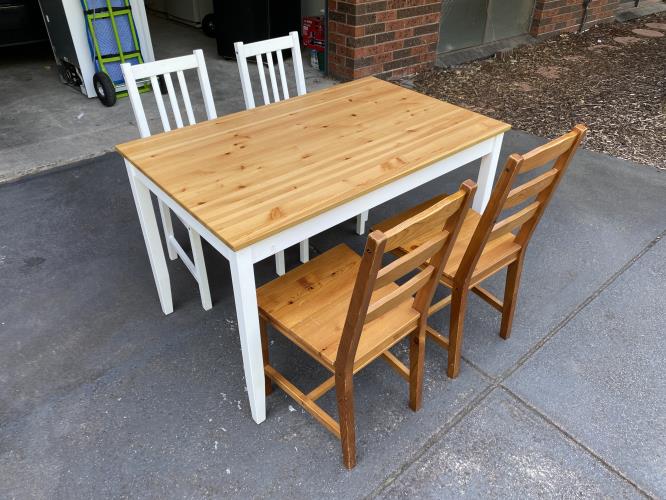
0 130 664 498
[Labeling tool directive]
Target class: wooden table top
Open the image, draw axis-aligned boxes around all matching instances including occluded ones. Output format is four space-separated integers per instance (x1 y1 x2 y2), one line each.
116 77 510 251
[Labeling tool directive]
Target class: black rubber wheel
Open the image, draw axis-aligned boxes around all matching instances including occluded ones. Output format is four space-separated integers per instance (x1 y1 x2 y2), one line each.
93 72 117 107
202 13 215 37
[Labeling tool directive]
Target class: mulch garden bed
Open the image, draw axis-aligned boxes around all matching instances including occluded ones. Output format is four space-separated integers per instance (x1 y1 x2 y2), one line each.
414 12 666 170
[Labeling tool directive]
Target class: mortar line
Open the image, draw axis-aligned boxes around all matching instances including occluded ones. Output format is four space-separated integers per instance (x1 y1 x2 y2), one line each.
500 386 655 499
369 230 665 498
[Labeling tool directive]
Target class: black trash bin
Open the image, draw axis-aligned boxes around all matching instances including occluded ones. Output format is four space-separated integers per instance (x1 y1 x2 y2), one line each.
213 0 301 59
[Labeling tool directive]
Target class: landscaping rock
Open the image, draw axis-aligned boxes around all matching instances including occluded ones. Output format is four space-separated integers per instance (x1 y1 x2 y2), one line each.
631 28 664 37
613 36 643 44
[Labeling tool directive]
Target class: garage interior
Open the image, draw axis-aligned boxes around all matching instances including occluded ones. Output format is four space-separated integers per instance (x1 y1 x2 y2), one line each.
0 0 334 183
3 0 664 184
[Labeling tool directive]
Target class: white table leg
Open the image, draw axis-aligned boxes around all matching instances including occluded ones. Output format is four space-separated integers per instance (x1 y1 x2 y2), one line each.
473 133 504 213
229 248 266 424
125 161 173 315
299 239 309 263
355 210 369 235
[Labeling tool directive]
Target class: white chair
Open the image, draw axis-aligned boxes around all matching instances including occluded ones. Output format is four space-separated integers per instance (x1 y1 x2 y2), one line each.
234 31 369 276
121 50 215 311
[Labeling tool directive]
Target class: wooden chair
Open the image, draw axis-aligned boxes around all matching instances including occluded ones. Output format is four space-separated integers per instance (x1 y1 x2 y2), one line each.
234 31 369 275
373 125 587 378
121 50 216 311
257 181 477 469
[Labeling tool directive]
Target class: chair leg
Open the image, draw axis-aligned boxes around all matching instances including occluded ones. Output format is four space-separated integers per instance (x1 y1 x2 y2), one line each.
259 316 273 395
500 256 525 340
158 200 177 261
188 227 212 311
355 211 369 235
335 374 357 469
275 251 286 276
409 326 426 411
447 286 468 379
299 240 309 263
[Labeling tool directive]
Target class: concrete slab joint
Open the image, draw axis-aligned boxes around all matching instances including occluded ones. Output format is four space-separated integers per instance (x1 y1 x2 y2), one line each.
2 130 666 497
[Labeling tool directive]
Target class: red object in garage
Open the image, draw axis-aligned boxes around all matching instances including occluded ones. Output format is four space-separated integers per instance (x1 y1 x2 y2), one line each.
302 15 324 52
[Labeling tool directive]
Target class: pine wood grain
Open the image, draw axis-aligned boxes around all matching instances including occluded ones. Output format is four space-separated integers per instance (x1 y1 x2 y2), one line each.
373 124 588 378
116 77 509 251
257 244 420 371
257 183 476 468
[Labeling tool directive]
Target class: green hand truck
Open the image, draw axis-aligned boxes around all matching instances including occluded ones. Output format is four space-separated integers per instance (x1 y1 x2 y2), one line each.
82 0 149 106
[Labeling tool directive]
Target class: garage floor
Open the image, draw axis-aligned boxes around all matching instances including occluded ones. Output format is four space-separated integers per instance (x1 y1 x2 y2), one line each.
0 14 336 184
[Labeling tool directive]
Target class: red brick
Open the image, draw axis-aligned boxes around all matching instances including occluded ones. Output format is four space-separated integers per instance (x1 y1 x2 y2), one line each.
327 0 622 81
530 0 619 36
327 0 443 80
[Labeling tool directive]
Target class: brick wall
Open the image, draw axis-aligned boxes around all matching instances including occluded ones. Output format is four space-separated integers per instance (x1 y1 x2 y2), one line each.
327 0 443 80
530 0 619 37
326 0 621 81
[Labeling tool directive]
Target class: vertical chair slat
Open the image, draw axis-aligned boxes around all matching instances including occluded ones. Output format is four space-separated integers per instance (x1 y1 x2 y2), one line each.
121 62 151 138
176 70 196 126
276 49 289 99
236 32 307 101
193 49 217 120
266 51 281 102
163 73 184 129
150 75 171 132
290 31 307 96
234 42 256 109
255 53 271 105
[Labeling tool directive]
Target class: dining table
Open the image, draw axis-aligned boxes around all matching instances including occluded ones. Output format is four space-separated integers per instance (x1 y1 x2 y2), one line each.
115 76 511 424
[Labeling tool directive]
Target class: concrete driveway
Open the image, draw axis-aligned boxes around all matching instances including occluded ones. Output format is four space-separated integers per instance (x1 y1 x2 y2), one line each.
0 130 664 498
0 15 335 184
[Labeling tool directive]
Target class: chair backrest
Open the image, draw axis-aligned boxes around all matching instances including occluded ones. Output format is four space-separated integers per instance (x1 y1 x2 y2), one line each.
335 180 478 373
234 31 307 110
120 49 217 138
455 124 588 284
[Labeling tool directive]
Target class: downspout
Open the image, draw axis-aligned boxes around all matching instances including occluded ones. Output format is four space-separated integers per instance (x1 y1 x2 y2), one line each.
579 0 592 32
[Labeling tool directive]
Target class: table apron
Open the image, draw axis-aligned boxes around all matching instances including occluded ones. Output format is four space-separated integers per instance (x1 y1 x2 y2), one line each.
129 135 495 264
248 136 495 262
131 166 238 261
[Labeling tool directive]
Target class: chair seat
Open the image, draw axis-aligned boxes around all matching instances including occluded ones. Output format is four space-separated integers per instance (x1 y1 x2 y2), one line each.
257 244 420 372
374 195 522 286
